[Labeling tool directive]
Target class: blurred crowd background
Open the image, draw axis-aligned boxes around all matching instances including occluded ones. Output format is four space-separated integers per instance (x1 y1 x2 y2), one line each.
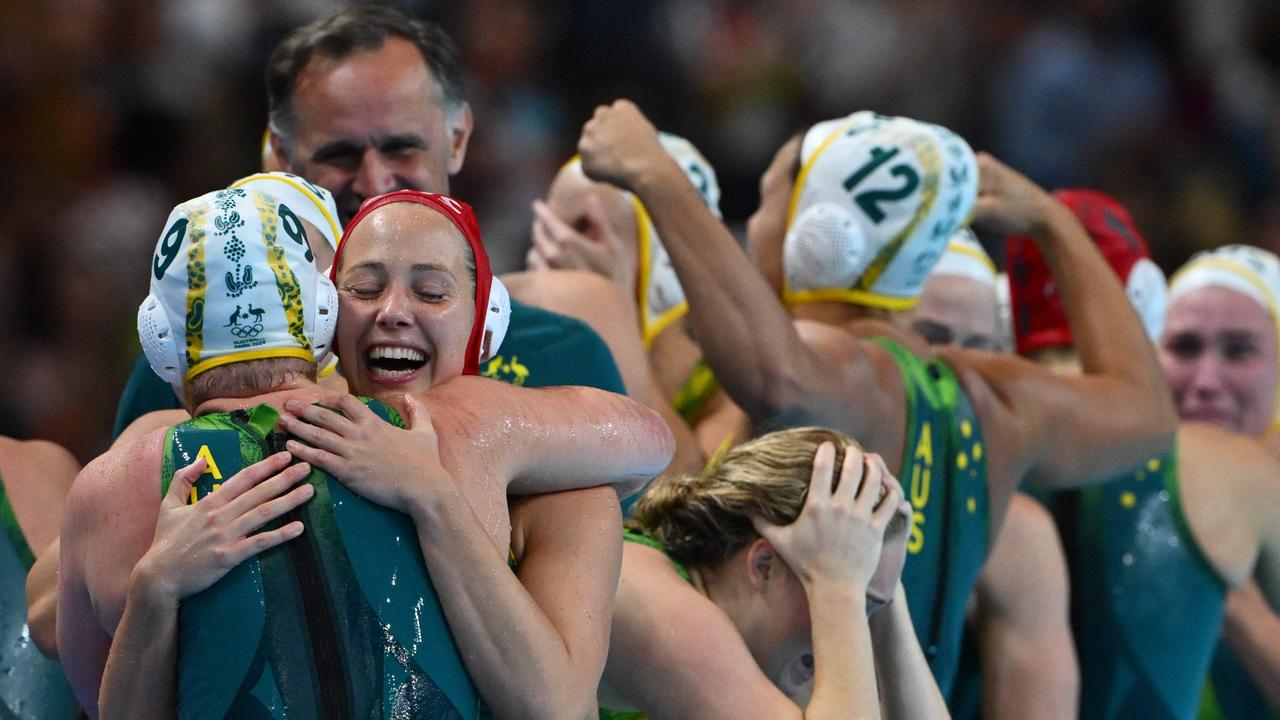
2 0 1278 461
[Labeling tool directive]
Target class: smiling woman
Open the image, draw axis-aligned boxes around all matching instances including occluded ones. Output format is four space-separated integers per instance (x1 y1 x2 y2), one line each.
330 190 509 392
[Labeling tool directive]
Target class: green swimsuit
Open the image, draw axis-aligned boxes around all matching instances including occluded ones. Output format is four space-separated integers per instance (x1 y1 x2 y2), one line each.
0 472 77 720
872 338 991 699
1048 453 1227 720
163 401 480 719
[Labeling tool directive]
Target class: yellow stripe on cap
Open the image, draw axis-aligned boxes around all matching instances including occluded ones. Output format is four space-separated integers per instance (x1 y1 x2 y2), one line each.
230 173 341 251
786 119 856 229
253 192 312 353
633 196 690 346
945 237 998 277
784 287 922 311
183 204 213 369
186 347 318 382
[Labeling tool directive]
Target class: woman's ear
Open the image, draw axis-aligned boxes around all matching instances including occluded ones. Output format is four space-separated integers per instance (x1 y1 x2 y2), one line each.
745 537 776 588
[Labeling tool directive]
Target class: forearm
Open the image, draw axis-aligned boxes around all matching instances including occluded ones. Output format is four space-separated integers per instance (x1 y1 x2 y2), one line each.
1221 581 1280 709
631 162 822 422
409 492 594 719
803 583 879 720
869 591 949 720
1034 200 1176 431
99 568 179 720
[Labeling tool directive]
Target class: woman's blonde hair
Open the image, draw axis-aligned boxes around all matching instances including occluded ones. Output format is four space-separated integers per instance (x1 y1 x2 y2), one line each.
627 427 860 570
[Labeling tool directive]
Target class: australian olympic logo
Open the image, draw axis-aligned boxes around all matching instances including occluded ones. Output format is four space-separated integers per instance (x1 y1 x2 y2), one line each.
225 303 266 340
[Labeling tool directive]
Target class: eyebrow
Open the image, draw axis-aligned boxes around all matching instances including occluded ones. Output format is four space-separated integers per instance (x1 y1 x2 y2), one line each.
374 134 427 153
310 134 428 164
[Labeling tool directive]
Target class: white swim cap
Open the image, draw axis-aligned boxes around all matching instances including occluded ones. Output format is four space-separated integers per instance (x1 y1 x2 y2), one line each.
930 228 997 289
564 133 722 346
228 172 341 252
1168 244 1280 321
138 187 338 397
783 111 979 310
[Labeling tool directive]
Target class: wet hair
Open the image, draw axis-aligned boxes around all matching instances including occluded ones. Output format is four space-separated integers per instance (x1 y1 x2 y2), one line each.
266 4 467 142
627 427 861 571
185 357 317 409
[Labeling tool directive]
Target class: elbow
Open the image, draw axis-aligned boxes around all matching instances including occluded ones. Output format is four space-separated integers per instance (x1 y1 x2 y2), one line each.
750 369 809 430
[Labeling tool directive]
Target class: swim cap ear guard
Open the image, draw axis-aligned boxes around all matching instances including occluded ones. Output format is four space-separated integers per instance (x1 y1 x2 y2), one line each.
336 190 509 375
784 201 871 292
138 188 339 399
782 111 979 311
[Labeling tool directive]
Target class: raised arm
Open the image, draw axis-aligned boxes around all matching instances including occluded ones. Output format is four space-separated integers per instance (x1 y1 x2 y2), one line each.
958 154 1178 489
577 101 887 437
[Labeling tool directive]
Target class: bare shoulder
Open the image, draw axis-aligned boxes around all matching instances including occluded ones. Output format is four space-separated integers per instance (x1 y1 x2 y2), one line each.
607 541 789 719
1180 423 1280 509
65 429 166 545
113 408 189 449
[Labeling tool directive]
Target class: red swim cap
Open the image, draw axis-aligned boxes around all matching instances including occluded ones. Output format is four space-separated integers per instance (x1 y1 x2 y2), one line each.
333 190 499 376
1006 189 1154 356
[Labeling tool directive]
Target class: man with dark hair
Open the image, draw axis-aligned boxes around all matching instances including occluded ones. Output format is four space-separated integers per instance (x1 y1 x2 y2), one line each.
112 4 629 436
264 5 472 225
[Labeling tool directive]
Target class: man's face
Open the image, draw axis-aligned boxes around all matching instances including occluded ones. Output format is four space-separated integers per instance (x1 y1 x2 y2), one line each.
277 37 473 224
913 274 1000 351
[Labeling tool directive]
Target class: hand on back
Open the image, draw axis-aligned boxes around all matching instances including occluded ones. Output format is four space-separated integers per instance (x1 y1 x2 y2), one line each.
134 452 312 602
279 393 453 518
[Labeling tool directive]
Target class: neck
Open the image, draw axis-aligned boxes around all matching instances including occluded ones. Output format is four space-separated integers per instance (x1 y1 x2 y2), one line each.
191 378 322 418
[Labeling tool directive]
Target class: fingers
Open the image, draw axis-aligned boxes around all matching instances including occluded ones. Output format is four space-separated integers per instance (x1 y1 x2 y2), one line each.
221 460 310 521
229 478 315 538
750 514 784 545
806 442 838 502
277 410 345 452
285 439 346 477
200 452 292 509
164 457 207 507
232 520 305 562
526 243 549 270
334 393 378 426
871 466 905 529
853 451 885 516
402 394 434 432
281 400 353 437
832 445 866 504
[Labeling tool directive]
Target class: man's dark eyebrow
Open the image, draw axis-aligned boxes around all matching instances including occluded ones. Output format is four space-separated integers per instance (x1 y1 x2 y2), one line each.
311 139 367 164
374 134 428 152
